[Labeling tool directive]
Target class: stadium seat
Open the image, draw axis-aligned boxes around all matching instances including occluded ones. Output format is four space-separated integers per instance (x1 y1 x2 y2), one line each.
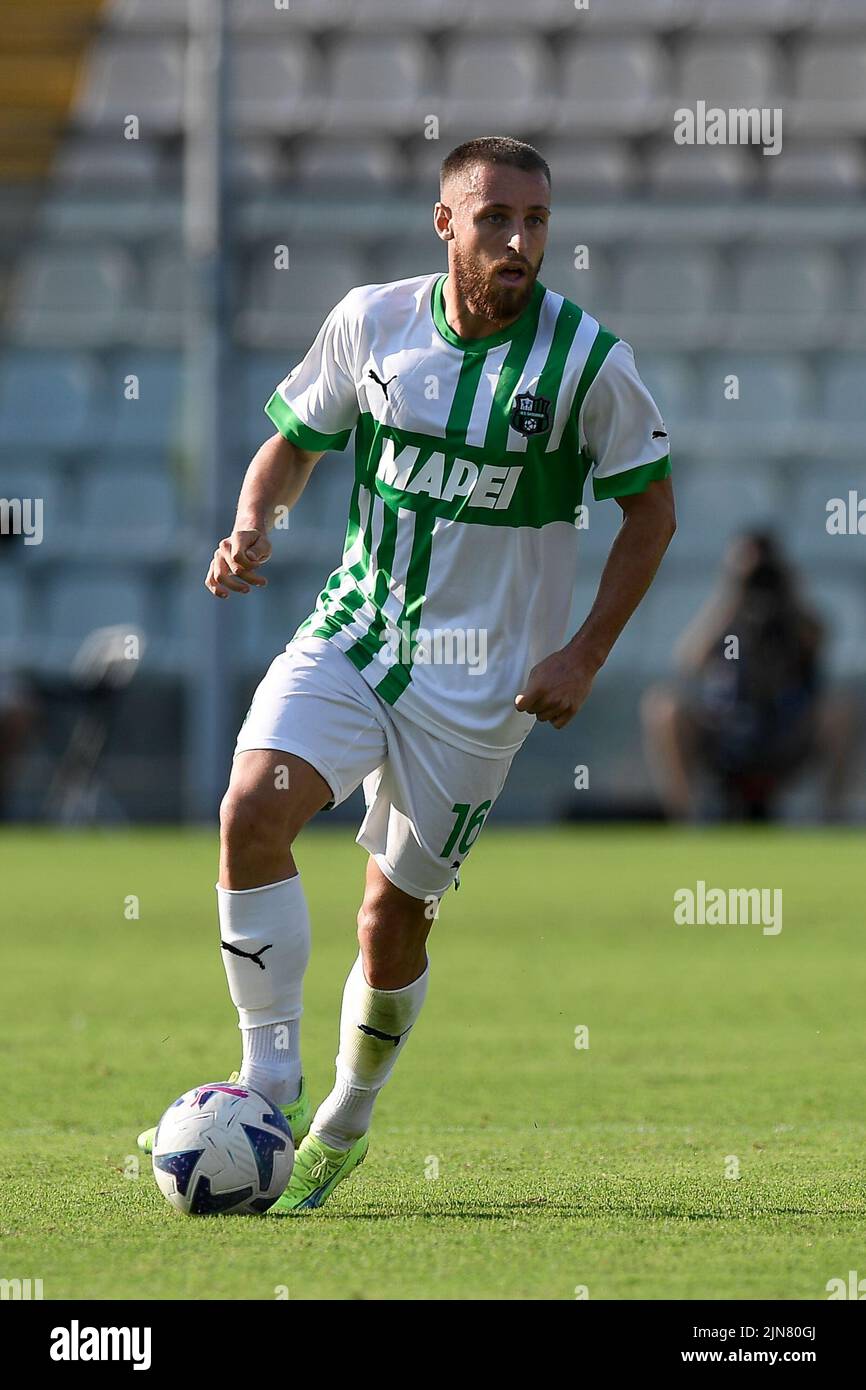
676 39 783 109
74 470 181 560
685 0 812 32
238 244 369 349
294 138 402 190
808 0 866 33
766 142 866 198
141 252 190 348
440 37 551 132
0 572 27 652
2 469 71 559
0 351 100 450
232 40 322 135
821 355 866 433
699 353 813 452
555 39 669 134
542 139 635 197
105 0 187 31
366 236 445 287
537 244 612 323
671 471 780 562
230 139 285 189
231 0 346 30
792 466 866 560
74 38 185 134
616 247 723 348
53 135 162 188
104 352 183 451
634 354 698 433
645 144 755 198
45 573 150 653
325 37 430 133
730 247 842 348
792 41 866 132
6 247 134 348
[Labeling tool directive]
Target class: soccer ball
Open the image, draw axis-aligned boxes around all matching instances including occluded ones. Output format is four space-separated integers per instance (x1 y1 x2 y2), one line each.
152 1082 294 1215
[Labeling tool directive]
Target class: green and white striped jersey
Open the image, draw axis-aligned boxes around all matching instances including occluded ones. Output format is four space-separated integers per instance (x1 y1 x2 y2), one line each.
265 272 671 757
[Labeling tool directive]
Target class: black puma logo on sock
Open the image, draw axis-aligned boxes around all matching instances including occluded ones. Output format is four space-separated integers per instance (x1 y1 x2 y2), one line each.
221 940 273 970
368 368 398 400
357 1022 411 1047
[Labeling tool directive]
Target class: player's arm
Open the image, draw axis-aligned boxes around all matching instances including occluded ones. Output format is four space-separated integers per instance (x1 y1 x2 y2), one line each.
515 340 675 728
206 289 361 599
205 433 324 597
516 480 675 727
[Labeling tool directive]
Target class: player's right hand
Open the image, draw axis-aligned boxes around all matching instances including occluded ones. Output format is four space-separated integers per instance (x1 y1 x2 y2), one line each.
205 529 272 598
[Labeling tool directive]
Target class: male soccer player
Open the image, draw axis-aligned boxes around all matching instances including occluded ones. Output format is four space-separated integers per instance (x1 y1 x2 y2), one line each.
139 136 675 1212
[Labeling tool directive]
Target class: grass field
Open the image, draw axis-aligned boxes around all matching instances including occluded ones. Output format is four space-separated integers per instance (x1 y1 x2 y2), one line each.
1 824 864 1301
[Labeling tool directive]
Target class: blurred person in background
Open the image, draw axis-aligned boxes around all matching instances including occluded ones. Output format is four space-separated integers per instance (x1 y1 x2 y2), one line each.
0 528 37 819
641 530 858 822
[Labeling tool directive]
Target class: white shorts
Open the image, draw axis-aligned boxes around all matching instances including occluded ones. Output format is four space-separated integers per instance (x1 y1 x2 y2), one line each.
234 636 514 900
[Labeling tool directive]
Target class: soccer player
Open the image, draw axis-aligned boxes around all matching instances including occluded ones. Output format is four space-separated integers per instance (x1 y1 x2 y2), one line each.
138 136 675 1211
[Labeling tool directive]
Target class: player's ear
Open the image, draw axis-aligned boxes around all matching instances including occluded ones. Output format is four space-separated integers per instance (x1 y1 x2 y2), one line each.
433 201 454 241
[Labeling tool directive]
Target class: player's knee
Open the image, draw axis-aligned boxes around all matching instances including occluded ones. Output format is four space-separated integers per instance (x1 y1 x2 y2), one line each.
219 781 294 858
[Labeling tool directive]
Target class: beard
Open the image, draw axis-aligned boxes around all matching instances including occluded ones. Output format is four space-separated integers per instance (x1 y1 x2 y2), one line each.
451 244 541 327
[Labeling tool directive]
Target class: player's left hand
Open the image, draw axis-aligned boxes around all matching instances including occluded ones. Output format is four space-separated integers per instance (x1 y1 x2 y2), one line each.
514 649 597 729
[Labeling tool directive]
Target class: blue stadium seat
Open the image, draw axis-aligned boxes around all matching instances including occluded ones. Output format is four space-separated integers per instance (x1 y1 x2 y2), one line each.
0 351 100 449
2 469 71 559
74 470 181 560
7 248 134 348
105 353 183 451
0 573 28 652
792 465 866 560
44 573 150 656
141 252 190 348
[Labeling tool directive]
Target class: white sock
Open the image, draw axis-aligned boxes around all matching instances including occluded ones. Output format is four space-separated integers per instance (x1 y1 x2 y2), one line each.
240 1020 301 1108
217 875 311 1103
312 953 429 1149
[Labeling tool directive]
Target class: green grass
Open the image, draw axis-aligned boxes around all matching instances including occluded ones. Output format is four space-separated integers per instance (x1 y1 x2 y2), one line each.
1 825 864 1300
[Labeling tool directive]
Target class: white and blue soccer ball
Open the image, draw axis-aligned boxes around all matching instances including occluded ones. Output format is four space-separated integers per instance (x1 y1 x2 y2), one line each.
152 1082 294 1215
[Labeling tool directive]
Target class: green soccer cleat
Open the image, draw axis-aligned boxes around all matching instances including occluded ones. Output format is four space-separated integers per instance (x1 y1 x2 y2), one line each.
136 1072 311 1155
268 1132 369 1214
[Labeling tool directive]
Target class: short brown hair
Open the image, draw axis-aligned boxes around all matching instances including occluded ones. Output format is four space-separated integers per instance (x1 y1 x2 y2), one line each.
440 136 551 192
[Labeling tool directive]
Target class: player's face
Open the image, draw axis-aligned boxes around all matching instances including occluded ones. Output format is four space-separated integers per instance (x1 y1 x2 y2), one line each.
437 164 550 324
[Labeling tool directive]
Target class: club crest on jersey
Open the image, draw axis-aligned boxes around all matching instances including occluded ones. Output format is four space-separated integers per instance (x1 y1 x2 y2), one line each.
510 392 551 437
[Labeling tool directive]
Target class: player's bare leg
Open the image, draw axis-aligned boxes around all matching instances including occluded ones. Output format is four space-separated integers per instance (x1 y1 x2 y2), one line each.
219 748 332 889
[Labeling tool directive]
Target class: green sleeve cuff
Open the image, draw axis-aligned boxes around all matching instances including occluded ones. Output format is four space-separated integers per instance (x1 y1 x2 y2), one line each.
592 453 671 501
265 391 353 452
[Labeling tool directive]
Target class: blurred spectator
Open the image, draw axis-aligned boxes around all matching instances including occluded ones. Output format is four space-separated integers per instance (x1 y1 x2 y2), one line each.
0 530 37 818
641 531 859 822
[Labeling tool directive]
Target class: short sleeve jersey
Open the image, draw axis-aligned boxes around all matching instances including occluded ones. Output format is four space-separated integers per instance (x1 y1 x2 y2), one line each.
265 273 671 757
